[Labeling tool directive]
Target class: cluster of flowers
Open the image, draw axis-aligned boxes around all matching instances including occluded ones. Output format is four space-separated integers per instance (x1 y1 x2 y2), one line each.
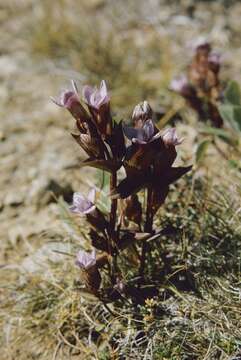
52 80 191 299
171 41 223 128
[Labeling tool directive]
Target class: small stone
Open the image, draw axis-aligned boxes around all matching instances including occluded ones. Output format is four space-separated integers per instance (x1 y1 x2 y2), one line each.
4 192 25 207
8 226 25 246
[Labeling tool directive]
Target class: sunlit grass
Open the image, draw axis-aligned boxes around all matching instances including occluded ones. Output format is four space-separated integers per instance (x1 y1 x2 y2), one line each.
1 163 241 359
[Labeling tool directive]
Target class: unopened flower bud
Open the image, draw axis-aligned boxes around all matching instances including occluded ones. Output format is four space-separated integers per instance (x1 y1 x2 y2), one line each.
132 101 153 128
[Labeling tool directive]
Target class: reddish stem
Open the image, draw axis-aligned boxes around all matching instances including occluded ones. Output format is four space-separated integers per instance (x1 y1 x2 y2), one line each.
139 187 153 277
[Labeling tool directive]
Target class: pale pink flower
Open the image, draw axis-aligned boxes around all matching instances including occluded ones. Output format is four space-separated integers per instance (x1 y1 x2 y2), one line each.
70 189 96 215
76 249 96 269
162 128 183 147
170 75 189 93
51 80 79 110
82 80 110 110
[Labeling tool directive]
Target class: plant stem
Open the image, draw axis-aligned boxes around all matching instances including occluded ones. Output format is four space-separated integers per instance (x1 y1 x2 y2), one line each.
110 171 117 234
109 171 118 280
139 187 153 278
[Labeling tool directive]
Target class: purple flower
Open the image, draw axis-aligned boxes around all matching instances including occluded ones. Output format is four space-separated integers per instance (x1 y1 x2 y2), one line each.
208 52 221 64
70 189 96 215
82 80 112 136
208 52 221 73
170 75 189 93
51 80 89 122
82 80 110 110
51 80 79 109
162 128 183 147
76 249 96 269
123 119 161 145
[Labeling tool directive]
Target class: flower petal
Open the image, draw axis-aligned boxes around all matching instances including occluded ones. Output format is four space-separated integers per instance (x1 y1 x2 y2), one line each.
142 119 154 141
82 85 94 104
76 249 96 269
100 80 107 98
71 192 94 214
71 79 79 95
162 128 183 146
170 75 188 93
123 125 140 141
87 188 96 204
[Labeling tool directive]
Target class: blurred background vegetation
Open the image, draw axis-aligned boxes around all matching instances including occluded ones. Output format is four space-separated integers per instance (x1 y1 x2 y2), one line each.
0 0 241 359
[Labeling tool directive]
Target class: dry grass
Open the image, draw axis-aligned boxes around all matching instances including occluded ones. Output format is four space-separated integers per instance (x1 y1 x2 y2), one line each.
1 158 241 359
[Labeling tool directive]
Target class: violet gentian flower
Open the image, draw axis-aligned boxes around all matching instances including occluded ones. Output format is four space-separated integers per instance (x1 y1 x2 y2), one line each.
76 249 101 293
51 80 78 108
162 128 183 147
82 80 112 136
208 52 221 64
76 249 97 269
51 80 89 123
208 52 221 73
82 80 110 110
70 189 107 231
123 119 161 145
70 189 96 216
170 75 189 93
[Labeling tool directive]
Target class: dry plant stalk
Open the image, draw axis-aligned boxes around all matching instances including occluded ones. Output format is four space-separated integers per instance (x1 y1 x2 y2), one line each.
52 80 192 303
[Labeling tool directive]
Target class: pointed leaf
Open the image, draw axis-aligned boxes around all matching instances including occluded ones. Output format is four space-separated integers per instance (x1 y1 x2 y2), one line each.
153 166 192 188
111 172 151 199
218 104 240 132
233 106 241 131
224 81 241 105
80 158 122 172
195 139 211 164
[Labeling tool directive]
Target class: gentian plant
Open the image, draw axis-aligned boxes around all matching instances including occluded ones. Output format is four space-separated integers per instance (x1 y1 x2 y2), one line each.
52 80 192 303
171 41 223 128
